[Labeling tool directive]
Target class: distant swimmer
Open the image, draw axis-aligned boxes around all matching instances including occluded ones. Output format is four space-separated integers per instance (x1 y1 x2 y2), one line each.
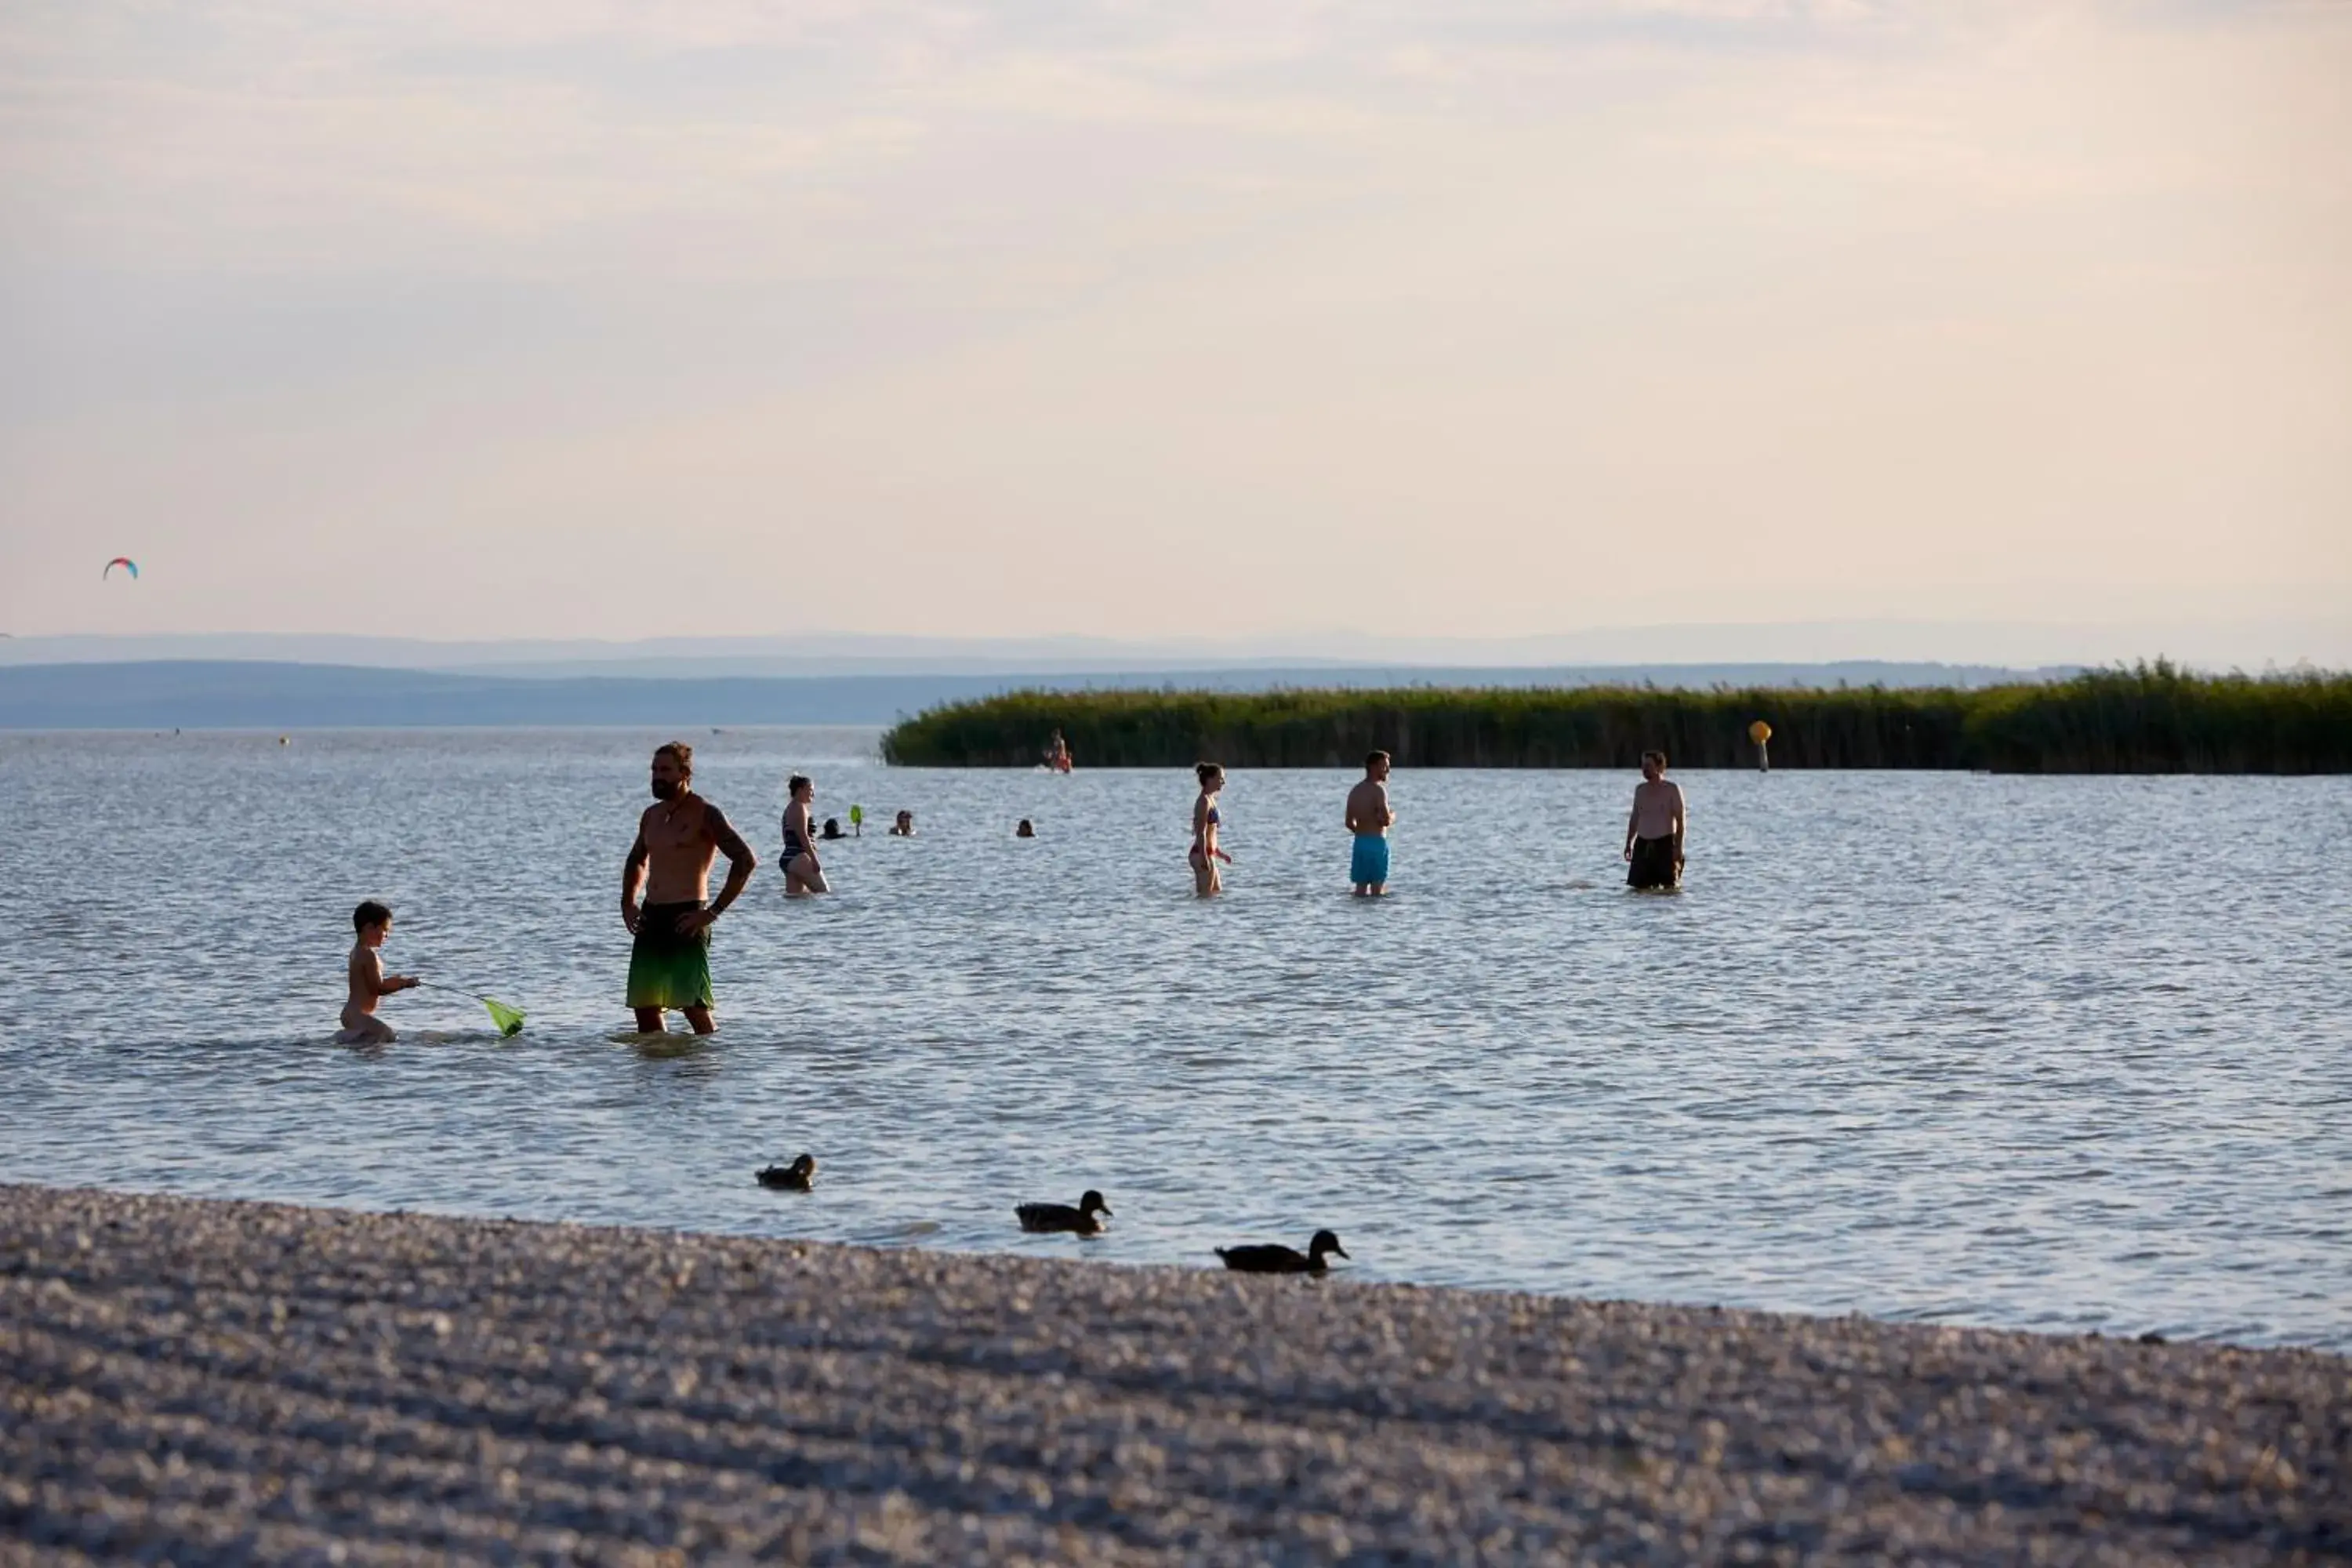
888 809 916 837
623 742 757 1035
1345 750 1395 896
1016 818 1036 838
1624 749 1686 891
780 775 830 896
1044 729 1073 774
820 816 846 841
336 900 418 1044
1190 761 1231 896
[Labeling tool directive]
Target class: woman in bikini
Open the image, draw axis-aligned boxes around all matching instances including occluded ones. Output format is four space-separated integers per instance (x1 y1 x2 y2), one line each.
781 774 829 896
1189 762 1231 896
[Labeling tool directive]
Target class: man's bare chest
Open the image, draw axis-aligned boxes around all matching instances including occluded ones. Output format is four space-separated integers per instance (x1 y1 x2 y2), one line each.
642 804 711 855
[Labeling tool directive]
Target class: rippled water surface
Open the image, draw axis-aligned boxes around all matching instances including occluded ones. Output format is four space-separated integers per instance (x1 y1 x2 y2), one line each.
3 728 2347 1348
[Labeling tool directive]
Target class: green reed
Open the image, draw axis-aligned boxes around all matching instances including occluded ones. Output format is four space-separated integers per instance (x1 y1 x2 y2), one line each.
879 663 2352 773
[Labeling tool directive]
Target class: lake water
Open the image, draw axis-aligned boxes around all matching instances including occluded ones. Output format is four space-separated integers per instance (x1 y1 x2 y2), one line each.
2 728 2347 1350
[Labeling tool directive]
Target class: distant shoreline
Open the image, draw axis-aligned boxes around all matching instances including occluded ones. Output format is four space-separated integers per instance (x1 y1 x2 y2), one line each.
0 657 2074 731
5 1182 2339 1561
883 665 2352 773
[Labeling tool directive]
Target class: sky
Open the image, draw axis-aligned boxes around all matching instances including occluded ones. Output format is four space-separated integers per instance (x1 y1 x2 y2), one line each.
2 1 2347 663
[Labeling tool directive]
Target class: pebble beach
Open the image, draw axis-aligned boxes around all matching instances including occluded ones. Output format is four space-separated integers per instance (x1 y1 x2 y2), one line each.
3 1183 2343 1564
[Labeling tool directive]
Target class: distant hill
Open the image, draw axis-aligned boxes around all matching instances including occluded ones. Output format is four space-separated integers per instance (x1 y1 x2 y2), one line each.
0 659 2072 730
0 630 2109 681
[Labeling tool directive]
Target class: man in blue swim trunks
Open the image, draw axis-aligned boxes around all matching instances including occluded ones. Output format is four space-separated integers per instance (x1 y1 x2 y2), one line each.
1345 750 1395 896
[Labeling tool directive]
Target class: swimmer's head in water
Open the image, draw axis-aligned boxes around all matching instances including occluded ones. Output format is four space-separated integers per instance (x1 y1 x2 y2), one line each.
1196 761 1223 789
651 742 693 799
788 773 813 801
353 899 392 940
1016 818 1035 837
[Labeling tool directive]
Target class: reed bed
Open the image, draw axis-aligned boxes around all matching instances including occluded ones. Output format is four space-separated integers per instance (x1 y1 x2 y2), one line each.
880 663 2352 772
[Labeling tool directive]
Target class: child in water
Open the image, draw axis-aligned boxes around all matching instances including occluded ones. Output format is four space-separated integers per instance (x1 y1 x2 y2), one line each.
337 900 419 1043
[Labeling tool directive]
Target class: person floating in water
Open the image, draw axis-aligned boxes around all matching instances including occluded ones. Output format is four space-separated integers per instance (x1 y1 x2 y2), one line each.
1345 750 1395 896
1190 762 1232 896
1623 749 1686 890
781 775 830 896
1044 729 1073 774
336 899 418 1044
623 742 757 1034
1016 818 1036 838
820 816 845 841
888 809 916 837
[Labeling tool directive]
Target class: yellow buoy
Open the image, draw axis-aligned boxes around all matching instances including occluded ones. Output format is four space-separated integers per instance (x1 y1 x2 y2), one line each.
1748 720 1772 745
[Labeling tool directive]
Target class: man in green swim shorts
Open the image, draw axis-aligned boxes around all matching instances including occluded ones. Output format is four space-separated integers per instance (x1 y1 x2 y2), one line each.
623 741 757 1035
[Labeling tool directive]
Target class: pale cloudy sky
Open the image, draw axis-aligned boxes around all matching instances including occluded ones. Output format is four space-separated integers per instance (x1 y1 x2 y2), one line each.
2 1 2347 659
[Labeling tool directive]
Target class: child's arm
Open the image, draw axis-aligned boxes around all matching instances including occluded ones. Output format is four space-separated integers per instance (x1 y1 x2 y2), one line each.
361 948 417 997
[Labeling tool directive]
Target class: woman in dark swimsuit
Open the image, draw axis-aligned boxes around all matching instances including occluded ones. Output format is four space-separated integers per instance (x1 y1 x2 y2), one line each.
1190 762 1229 897
781 774 829 896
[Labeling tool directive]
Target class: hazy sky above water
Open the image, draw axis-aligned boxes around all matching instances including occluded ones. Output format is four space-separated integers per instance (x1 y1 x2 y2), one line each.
2 2 2347 661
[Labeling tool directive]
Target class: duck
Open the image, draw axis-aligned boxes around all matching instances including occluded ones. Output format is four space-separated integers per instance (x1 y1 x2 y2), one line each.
756 1154 817 1192
1015 1189 1112 1236
1214 1230 1348 1274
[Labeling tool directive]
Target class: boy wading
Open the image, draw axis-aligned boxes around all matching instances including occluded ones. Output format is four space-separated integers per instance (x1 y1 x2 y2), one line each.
623 742 757 1034
1624 750 1686 890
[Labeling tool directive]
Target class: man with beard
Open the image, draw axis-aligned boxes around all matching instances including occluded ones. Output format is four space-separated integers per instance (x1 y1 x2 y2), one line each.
623 741 757 1034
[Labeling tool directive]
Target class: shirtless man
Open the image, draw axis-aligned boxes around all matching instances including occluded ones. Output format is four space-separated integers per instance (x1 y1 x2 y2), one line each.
1345 750 1396 896
622 742 757 1034
337 899 418 1044
1623 749 1686 890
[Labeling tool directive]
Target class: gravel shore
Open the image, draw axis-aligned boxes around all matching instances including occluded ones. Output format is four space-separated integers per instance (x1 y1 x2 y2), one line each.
3 1184 2343 1565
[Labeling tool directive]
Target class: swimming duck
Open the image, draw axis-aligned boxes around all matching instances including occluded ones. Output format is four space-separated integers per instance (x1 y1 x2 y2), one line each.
1215 1230 1348 1274
1015 1189 1111 1236
756 1154 817 1192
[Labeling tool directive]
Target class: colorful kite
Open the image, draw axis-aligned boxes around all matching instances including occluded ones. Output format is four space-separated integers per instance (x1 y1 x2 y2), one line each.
103 557 140 580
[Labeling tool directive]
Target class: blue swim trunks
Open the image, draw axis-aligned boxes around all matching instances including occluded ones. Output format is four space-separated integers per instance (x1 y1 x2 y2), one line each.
1350 833 1390 887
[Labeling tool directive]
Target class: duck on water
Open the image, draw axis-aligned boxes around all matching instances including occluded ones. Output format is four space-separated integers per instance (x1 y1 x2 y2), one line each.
1016 1190 1112 1236
1215 1230 1348 1274
756 1155 817 1192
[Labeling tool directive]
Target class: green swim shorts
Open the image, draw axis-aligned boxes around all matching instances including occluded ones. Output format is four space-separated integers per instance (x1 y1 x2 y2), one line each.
627 901 713 1009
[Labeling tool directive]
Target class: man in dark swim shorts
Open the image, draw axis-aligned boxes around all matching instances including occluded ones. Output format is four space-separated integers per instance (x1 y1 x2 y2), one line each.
1623 749 1686 890
623 742 757 1034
